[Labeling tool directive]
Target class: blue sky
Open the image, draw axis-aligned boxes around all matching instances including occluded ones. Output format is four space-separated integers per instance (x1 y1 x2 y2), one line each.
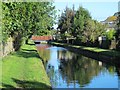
53 1 119 29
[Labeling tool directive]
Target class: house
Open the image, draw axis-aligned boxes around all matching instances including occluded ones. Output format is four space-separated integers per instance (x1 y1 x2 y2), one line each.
101 15 118 31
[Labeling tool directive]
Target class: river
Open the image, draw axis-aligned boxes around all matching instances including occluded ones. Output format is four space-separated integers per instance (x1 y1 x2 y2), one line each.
36 44 120 89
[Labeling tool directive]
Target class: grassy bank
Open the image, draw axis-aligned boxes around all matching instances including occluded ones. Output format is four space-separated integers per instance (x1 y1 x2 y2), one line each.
1 40 51 89
51 42 120 57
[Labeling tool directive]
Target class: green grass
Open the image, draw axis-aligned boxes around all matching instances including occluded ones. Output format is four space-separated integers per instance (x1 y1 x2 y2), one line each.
1 40 51 89
51 42 120 57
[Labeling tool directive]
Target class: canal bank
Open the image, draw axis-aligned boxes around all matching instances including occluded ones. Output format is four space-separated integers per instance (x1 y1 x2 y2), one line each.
50 42 120 66
36 43 120 88
1 40 51 89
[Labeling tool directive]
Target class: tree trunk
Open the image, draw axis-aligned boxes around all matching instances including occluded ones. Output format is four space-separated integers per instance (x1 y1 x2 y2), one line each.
25 35 32 44
25 39 28 44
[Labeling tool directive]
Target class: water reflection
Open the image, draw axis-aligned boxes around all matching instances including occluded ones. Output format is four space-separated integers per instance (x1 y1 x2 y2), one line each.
36 44 50 67
58 52 102 87
36 44 119 88
116 67 120 89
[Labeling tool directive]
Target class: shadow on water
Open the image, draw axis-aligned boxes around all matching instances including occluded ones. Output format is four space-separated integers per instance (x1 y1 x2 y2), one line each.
2 78 52 90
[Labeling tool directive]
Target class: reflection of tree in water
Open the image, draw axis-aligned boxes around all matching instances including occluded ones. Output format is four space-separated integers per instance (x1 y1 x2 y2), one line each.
115 66 120 89
58 50 104 87
104 65 116 75
37 44 50 67
37 46 118 88
58 50 76 61
46 66 61 88
38 49 50 61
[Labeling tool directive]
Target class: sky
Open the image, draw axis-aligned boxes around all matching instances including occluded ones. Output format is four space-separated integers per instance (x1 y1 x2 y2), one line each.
53 0 119 29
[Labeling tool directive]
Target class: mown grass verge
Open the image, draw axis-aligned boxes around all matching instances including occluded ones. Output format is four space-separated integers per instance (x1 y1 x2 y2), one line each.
1 40 51 89
51 42 120 57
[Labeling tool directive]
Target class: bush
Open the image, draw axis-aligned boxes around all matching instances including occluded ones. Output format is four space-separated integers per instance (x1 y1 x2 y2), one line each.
105 29 116 40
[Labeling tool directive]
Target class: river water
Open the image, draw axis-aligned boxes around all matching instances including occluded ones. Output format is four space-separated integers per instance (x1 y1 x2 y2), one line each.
36 44 120 88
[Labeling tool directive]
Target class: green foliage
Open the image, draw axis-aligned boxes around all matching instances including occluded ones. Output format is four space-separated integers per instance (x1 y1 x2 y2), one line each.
105 29 116 40
2 2 56 37
50 29 57 35
73 6 91 40
2 2 56 49
61 32 71 40
82 19 105 43
57 6 105 43
58 6 75 39
116 12 120 50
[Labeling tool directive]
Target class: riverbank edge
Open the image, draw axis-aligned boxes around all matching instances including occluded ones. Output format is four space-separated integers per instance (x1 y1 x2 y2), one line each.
1 40 52 89
50 42 120 65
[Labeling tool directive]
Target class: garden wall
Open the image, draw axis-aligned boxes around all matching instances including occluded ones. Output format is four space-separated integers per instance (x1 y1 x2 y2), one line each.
0 37 14 58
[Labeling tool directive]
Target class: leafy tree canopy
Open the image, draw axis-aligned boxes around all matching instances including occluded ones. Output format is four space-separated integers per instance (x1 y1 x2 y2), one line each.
2 2 56 50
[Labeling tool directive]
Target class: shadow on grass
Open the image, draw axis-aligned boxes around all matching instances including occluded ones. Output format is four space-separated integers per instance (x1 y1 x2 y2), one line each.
15 51 40 59
27 43 35 46
22 49 37 52
12 78 51 89
2 83 15 88
2 78 52 90
13 46 40 59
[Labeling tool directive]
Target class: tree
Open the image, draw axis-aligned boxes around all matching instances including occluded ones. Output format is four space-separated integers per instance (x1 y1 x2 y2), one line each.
105 29 116 40
57 6 75 39
116 11 120 50
2 2 24 50
83 19 105 43
57 6 106 46
73 6 91 40
2 2 56 50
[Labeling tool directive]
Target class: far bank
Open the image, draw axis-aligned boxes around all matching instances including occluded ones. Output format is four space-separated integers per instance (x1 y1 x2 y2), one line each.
50 42 120 66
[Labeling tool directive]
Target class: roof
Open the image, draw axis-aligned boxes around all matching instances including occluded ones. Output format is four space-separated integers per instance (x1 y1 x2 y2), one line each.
31 36 52 41
105 16 117 22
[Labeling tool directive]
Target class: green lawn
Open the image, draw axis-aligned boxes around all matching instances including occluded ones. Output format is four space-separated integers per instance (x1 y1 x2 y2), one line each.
51 42 120 57
1 40 51 89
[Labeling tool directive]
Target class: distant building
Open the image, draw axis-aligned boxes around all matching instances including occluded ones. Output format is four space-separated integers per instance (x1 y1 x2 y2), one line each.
100 13 118 31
